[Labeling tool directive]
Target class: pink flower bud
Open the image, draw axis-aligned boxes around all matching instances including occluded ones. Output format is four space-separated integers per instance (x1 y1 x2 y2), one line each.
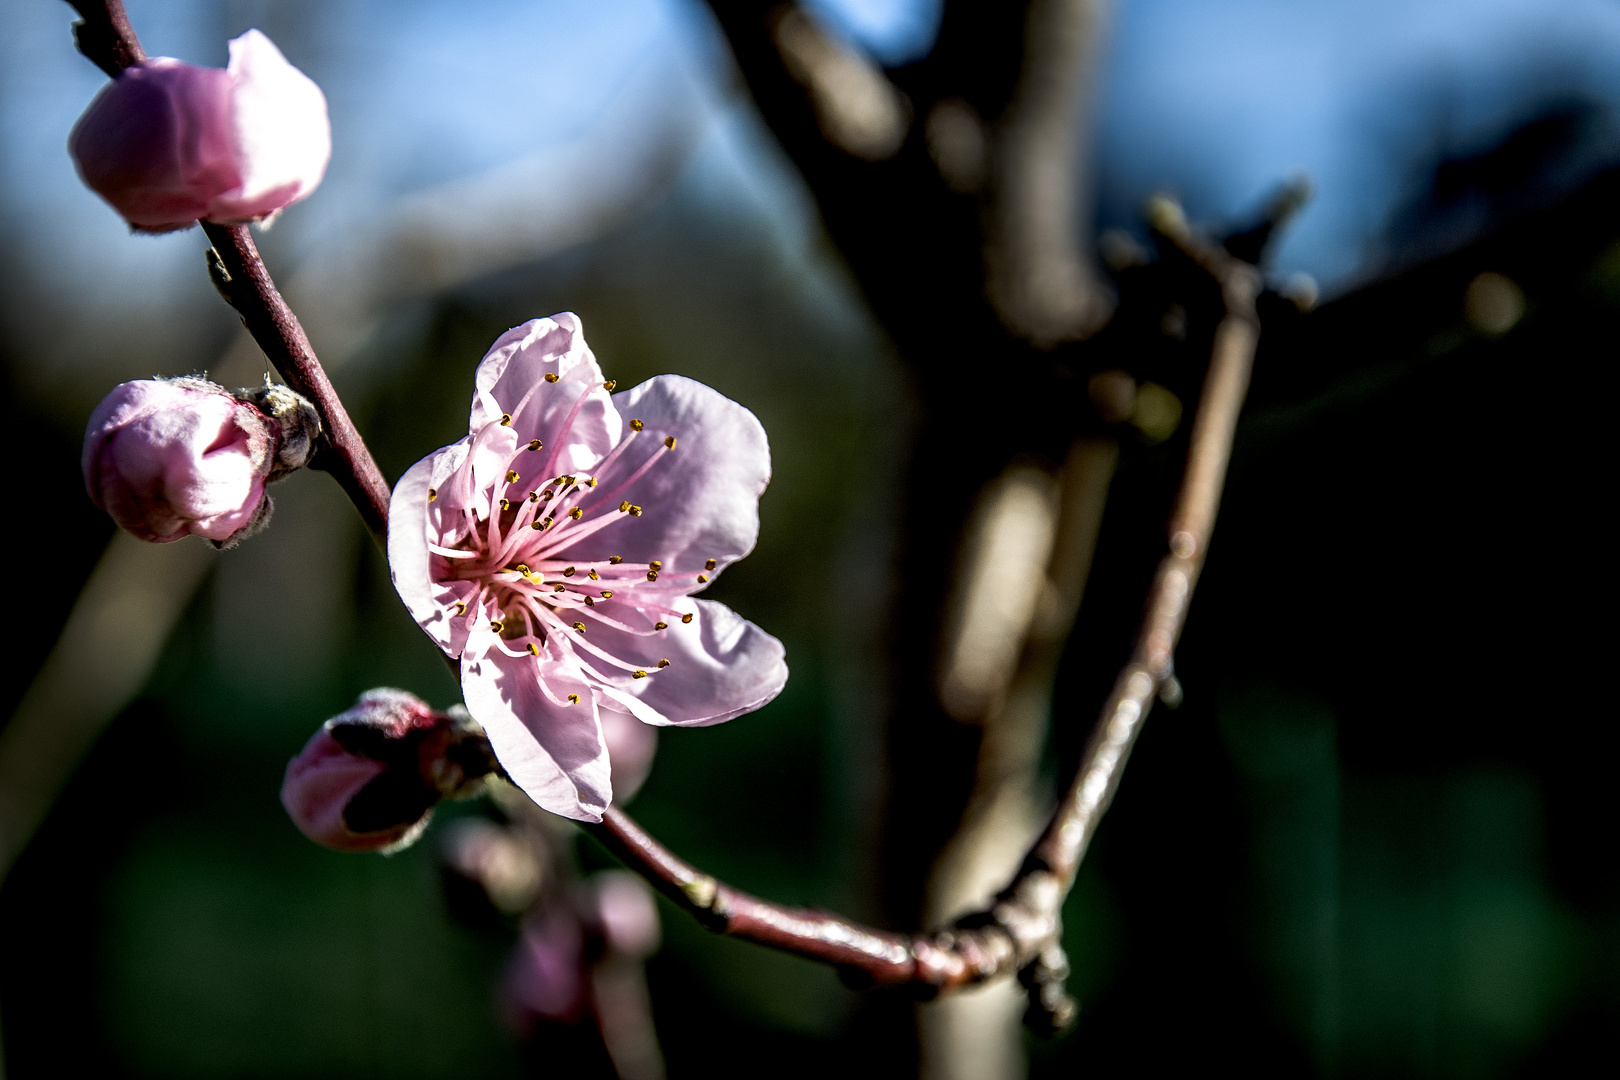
281 689 500 854
601 708 658 804
83 377 276 546
580 871 660 960
69 30 330 232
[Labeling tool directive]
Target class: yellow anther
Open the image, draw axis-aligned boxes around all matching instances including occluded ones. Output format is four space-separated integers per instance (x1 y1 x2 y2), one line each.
681 613 694 624
545 373 560 383
603 380 616 391
506 470 519 484
657 659 670 668
649 561 663 571
528 439 542 451
601 590 613 598
541 489 555 501
500 413 512 426
586 477 598 487
499 498 511 511
705 559 718 571
664 436 676 449
609 555 623 564
647 570 659 582
697 574 709 583
527 642 540 656
427 488 438 501
490 619 504 633
529 491 540 503
567 693 579 704
629 505 643 517
654 621 668 630
531 519 545 530
588 570 599 580
553 584 566 593
454 601 466 615
584 597 595 607
563 567 576 577
515 564 530 575
629 419 644 431
572 622 586 633
570 507 583 520
632 670 647 679
563 476 576 486
619 501 632 512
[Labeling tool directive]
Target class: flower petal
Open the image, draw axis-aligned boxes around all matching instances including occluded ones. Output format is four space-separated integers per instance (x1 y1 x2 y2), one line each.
211 29 330 222
577 375 769 578
462 652 612 821
589 597 786 727
389 450 477 656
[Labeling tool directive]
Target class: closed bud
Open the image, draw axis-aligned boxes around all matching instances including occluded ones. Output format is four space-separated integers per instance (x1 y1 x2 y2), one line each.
69 30 330 232
280 689 499 854
82 376 318 548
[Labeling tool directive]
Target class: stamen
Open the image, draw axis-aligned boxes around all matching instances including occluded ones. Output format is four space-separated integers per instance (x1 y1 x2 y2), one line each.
570 507 583 520
601 590 613 598
633 670 647 679
584 597 595 607
657 659 670 668
654 621 668 630
531 518 545 530
545 373 559 383
454 601 466 615
500 413 512 426
629 506 643 517
705 559 717 571
603 380 616 391
541 489 556 500
588 570 600 580
429 543 479 559
586 478 598 487
681 613 694 623
515 564 530 574
573 622 587 633
527 642 540 655
553 584 566 593
649 561 663 571
428 488 438 502
647 570 659 582
529 491 540 503
506 470 519 484
609 556 623 564
528 439 542 451
490 619 504 633
563 567 576 577
499 498 511 511
567 693 579 704
697 574 709 583
664 436 676 449
629 419 644 431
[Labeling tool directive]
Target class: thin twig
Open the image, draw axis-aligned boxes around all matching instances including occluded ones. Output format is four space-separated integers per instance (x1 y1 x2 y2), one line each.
65 0 1260 1024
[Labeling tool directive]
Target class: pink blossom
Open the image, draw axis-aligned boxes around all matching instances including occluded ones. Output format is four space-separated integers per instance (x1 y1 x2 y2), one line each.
389 313 787 822
83 377 274 545
280 689 496 853
69 30 330 231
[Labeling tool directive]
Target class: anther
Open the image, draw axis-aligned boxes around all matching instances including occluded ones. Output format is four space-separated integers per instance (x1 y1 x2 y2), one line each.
603 380 616 391
647 570 659 582
586 478 597 487
427 488 438 501
541 516 554 529
601 590 613 598
649 561 662 571
490 619 504 633
697 574 709 583
515 564 530 574
629 505 643 517
545 373 559 383
527 642 540 656
553 584 566 593
633 670 647 679
454 601 466 615
584 597 595 607
664 436 676 449
654 621 668 630
629 419 644 431
681 613 694 624
531 518 545 530
609 555 623 564
567 693 579 704
657 659 670 668
705 559 717 571
588 570 599 580
572 622 586 633
570 507 583 520
500 413 512 426
563 567 576 577
563 475 576 486
529 491 539 503
541 489 555 501
499 498 511 511
619 501 631 512
528 439 542 451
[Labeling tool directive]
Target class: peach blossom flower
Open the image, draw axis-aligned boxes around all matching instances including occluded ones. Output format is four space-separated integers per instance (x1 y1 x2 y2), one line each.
389 313 787 822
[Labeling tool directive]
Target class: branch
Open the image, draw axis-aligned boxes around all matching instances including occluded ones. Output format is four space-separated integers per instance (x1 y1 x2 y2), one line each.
65 0 1261 1026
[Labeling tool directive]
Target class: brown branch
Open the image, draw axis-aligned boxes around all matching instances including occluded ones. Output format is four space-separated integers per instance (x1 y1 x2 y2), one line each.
65 0 143 77
64 0 1261 1027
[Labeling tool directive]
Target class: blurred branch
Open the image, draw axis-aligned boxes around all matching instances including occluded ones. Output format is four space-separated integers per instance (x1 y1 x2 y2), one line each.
983 0 1115 346
64 0 143 77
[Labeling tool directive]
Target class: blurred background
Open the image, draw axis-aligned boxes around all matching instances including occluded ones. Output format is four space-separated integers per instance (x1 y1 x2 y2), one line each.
0 0 1616 1076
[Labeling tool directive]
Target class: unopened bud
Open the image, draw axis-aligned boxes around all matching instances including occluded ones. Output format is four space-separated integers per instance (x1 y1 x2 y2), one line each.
68 30 330 232
82 376 319 548
580 870 660 961
280 689 499 854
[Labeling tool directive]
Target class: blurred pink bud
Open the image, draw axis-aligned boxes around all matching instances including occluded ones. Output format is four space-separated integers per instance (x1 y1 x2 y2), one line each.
281 689 499 854
83 377 274 546
503 905 588 1026
601 708 657 804
69 29 330 231
581 871 660 961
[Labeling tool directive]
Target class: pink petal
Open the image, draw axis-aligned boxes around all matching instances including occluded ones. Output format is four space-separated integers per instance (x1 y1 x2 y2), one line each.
389 451 476 656
279 728 394 852
208 30 331 222
591 597 787 727
462 652 613 821
575 375 769 578
599 706 658 802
